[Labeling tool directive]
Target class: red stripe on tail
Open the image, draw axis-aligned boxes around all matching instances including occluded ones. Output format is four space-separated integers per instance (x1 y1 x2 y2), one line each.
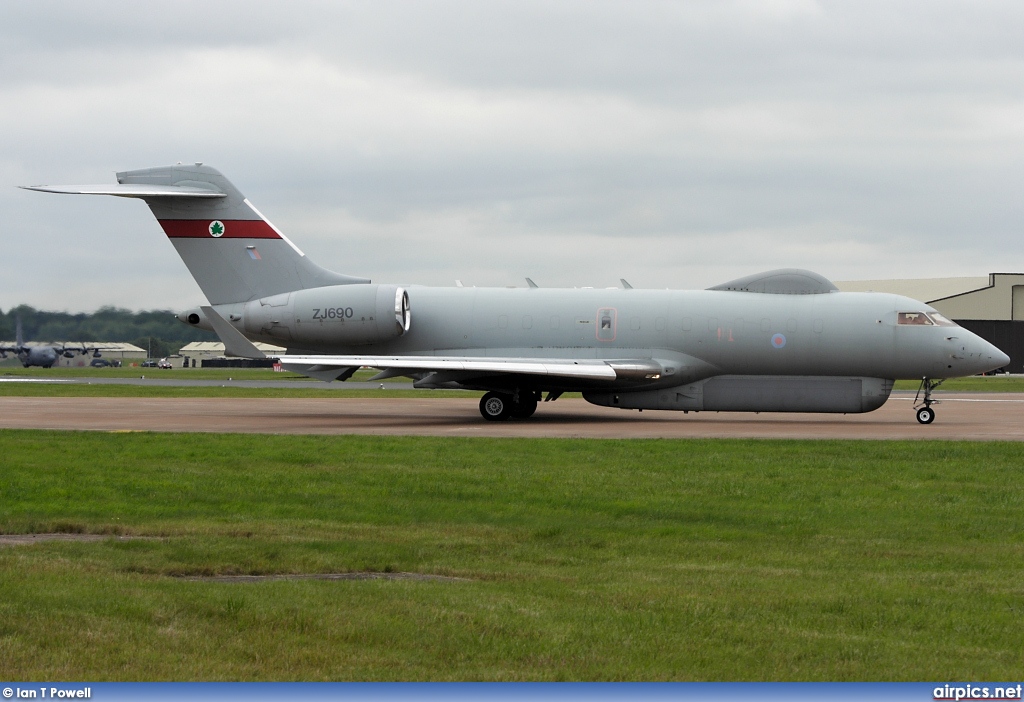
159 219 281 239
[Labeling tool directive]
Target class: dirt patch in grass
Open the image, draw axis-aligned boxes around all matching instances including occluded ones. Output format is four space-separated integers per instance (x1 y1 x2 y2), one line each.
0 534 155 546
174 572 470 583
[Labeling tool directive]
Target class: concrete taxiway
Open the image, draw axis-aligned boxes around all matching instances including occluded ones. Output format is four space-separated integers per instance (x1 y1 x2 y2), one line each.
0 394 1022 440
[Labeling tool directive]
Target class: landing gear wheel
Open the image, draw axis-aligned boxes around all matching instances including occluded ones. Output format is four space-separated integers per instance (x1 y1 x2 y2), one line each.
510 393 539 419
479 392 513 421
913 377 943 425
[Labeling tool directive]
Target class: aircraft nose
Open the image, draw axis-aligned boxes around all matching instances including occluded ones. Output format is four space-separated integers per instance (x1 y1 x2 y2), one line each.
945 328 1010 376
970 336 1009 373
992 345 1011 368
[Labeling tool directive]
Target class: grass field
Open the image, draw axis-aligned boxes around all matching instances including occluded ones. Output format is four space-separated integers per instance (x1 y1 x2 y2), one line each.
0 367 400 382
1 431 1023 680
0 366 450 398
892 376 1024 392
0 384 470 398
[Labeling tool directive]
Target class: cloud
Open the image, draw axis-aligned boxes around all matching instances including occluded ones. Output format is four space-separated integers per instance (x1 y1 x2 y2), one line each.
1 1 1023 311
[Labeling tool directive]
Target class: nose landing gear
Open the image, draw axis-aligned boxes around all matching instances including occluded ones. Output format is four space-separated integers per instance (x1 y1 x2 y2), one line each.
913 377 944 424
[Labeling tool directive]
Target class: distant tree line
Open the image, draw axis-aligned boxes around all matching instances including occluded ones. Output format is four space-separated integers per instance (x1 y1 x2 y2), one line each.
0 305 217 357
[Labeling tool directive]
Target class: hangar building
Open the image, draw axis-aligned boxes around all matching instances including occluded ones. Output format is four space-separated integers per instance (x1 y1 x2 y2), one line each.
837 273 1024 373
55 342 147 367
178 341 286 368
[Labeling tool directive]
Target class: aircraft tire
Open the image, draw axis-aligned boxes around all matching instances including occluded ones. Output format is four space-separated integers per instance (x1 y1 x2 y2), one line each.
510 393 539 419
916 407 935 424
480 392 513 421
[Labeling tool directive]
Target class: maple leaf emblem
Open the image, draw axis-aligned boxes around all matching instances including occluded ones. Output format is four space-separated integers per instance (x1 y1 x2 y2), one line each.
209 220 225 237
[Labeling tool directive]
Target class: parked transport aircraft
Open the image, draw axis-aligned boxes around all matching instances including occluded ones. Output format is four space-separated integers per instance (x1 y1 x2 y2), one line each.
24 164 1009 423
0 316 112 368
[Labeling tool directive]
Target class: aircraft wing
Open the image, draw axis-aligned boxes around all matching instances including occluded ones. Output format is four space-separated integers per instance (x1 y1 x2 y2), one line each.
279 355 665 381
59 343 122 353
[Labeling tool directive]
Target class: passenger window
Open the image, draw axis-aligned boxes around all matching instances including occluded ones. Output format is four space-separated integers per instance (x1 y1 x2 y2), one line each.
596 307 616 342
898 312 933 325
630 317 641 331
522 315 533 330
787 318 797 333
655 317 666 331
681 317 692 331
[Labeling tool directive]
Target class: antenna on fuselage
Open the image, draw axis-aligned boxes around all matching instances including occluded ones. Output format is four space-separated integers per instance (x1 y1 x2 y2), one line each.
620 279 633 289
526 278 539 288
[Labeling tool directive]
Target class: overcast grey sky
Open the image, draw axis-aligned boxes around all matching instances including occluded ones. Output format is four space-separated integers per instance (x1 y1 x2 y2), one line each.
2 1 1023 312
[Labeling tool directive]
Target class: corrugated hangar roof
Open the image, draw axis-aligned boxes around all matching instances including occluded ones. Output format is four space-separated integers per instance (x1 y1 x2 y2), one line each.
837 273 1024 321
835 277 990 301
180 341 286 353
0 341 145 352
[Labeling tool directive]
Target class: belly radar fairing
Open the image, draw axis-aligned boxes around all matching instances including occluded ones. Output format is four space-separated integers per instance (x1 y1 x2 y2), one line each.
23 164 1009 424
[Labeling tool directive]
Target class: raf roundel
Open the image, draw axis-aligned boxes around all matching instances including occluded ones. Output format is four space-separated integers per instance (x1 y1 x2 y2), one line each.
771 333 786 349
209 220 225 238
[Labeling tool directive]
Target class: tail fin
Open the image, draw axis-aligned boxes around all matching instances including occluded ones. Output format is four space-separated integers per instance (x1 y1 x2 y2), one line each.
15 315 23 348
24 164 369 304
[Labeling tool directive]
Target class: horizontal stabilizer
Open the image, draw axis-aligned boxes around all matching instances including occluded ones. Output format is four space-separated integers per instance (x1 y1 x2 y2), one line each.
20 184 226 198
23 164 370 304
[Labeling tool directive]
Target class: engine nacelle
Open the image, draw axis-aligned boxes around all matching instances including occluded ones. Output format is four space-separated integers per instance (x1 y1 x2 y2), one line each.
241 284 410 346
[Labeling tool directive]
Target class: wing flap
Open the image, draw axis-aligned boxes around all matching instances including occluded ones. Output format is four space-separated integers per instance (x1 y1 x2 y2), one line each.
279 354 621 380
280 364 357 382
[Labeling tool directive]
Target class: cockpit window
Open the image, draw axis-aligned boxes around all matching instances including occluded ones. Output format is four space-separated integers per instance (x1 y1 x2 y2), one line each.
897 312 957 326
898 312 933 325
928 312 957 326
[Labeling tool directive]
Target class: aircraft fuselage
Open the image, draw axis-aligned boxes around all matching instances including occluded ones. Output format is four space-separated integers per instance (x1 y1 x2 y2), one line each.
18 346 58 368
209 285 1001 387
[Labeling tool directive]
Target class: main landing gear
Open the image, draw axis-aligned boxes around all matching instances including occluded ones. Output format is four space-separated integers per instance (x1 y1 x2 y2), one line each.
913 377 944 424
479 391 540 421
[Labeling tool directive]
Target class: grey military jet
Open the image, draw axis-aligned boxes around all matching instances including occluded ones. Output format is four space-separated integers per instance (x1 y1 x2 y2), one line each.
23 164 1009 424
0 316 111 368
